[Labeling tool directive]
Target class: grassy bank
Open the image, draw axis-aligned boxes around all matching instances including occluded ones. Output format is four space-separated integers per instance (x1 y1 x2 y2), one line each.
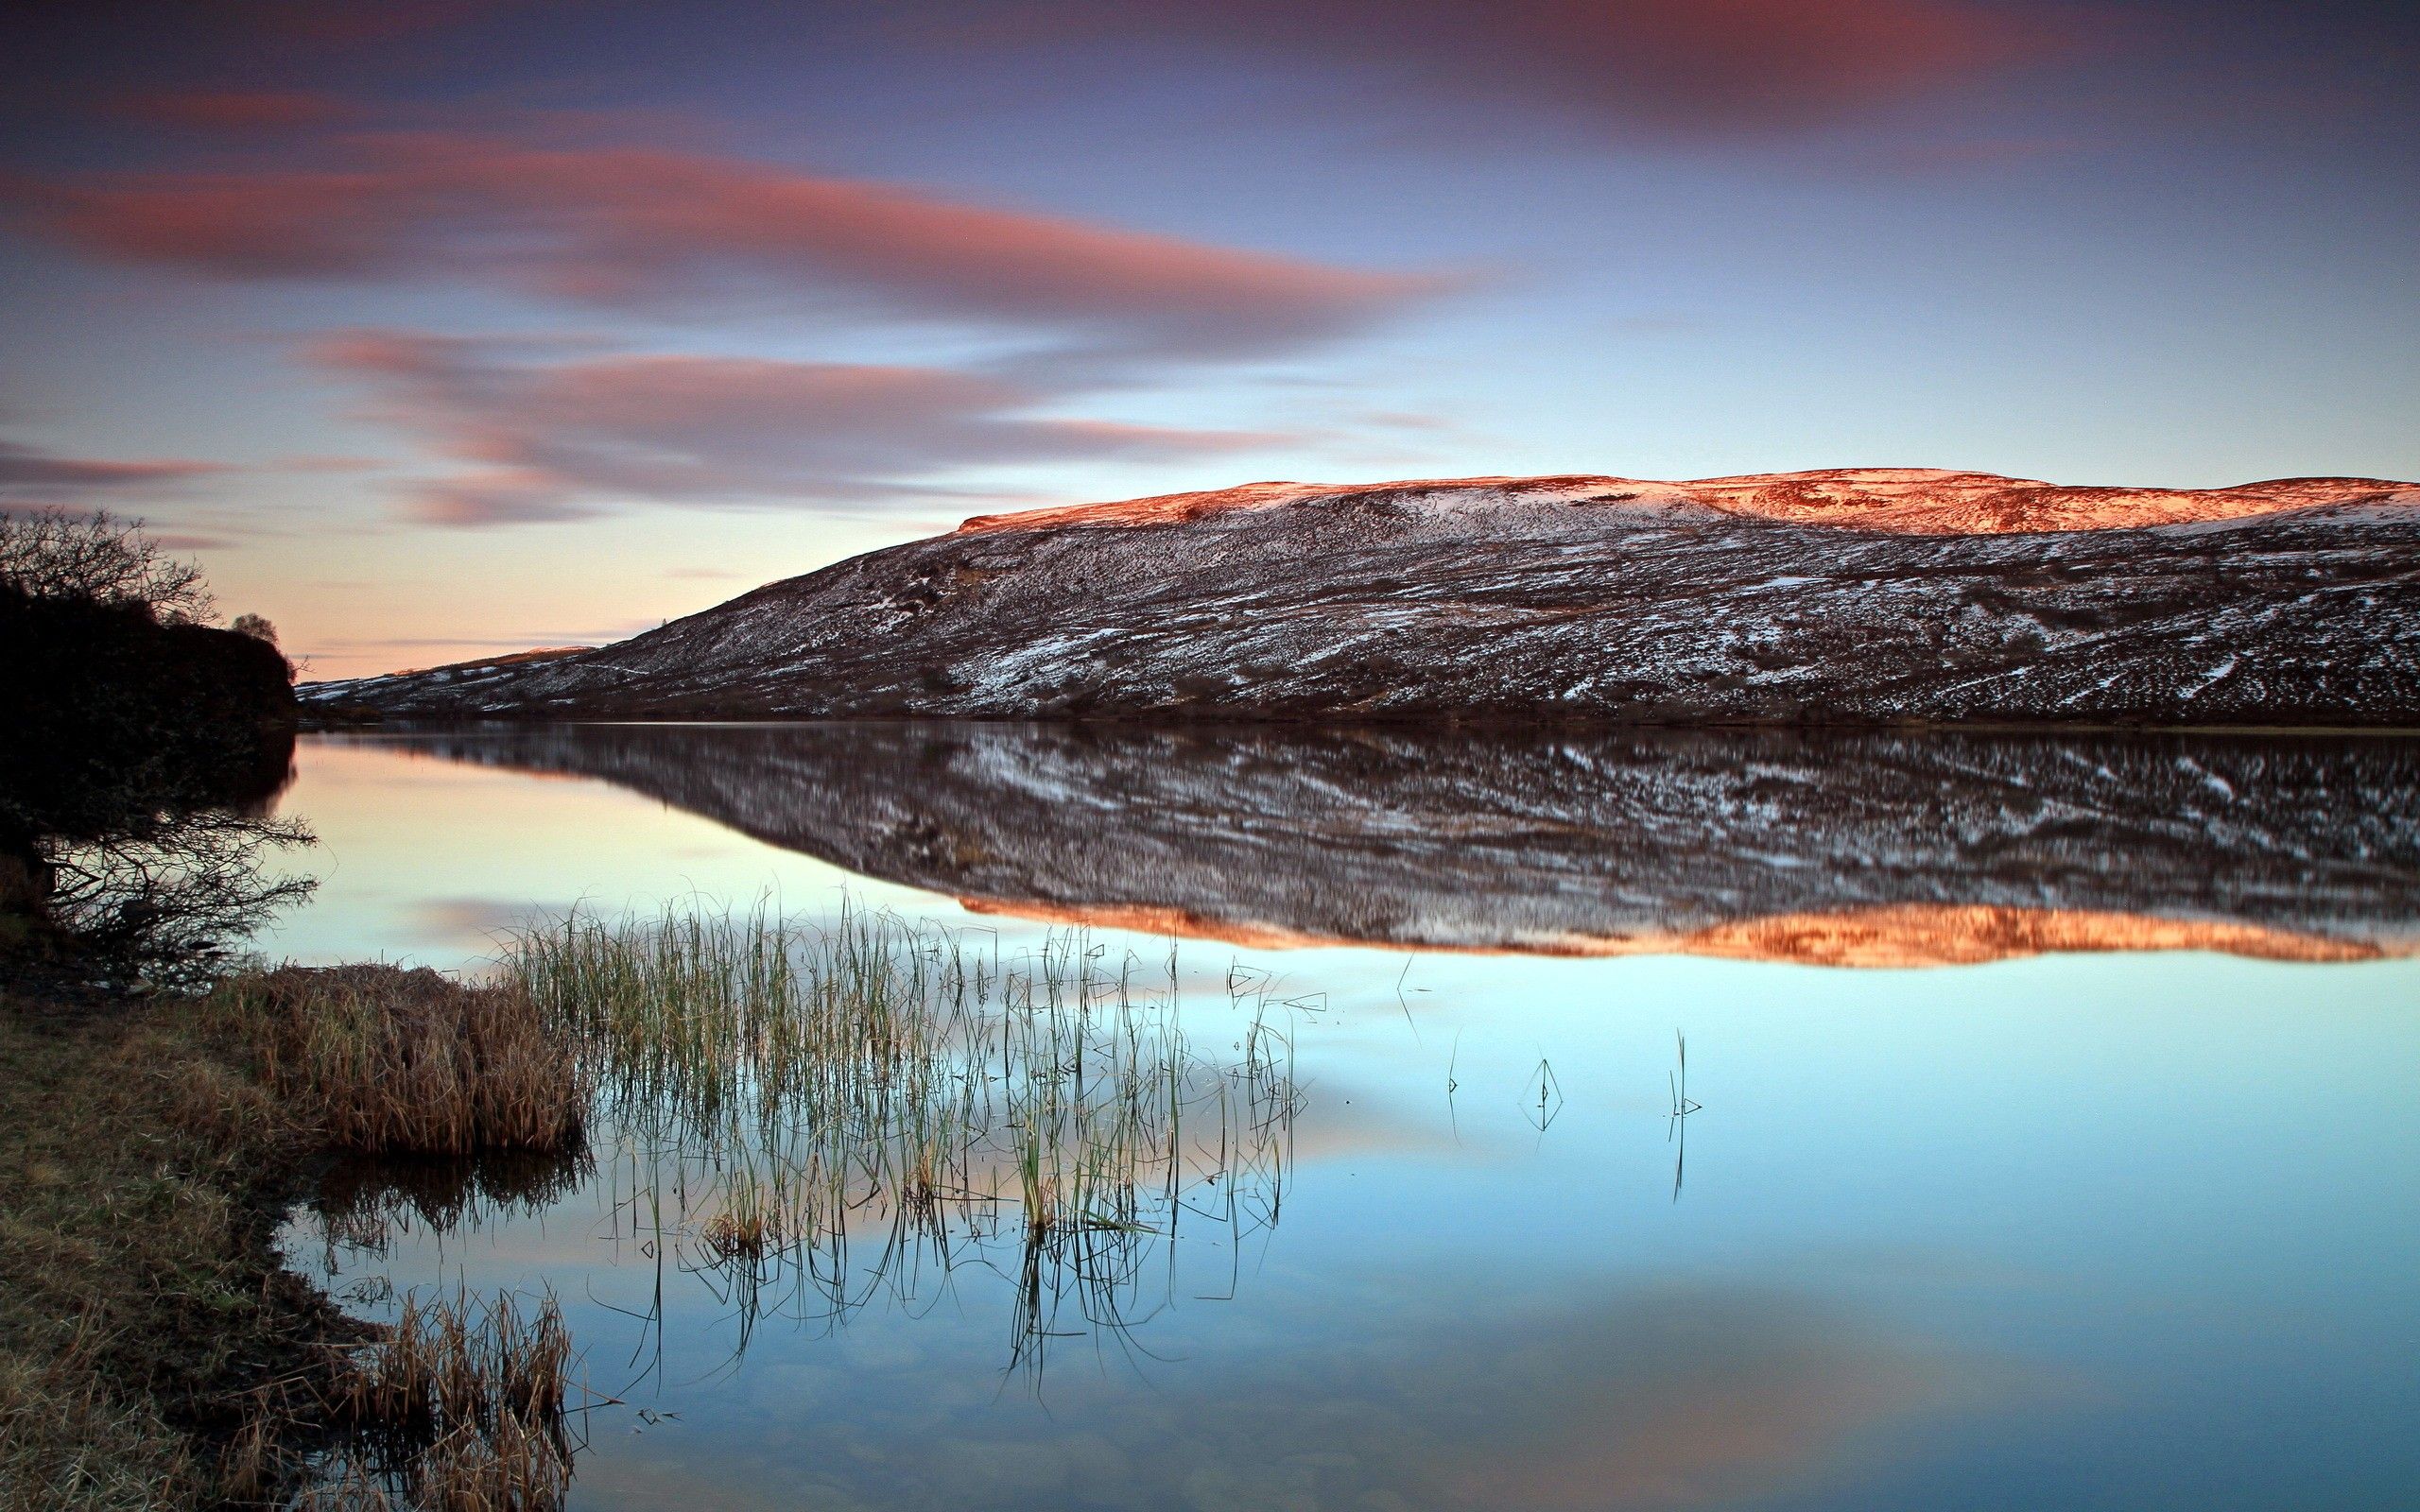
0 986 341 1509
0 966 585 1510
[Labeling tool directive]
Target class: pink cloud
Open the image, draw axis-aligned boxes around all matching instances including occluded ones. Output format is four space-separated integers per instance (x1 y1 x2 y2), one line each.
0 441 232 497
10 132 1449 360
312 331 1289 526
271 453 387 472
406 476 610 528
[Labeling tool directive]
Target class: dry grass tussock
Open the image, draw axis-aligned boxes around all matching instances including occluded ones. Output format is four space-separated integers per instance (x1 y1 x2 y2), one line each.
304 1289 576 1511
209 966 586 1156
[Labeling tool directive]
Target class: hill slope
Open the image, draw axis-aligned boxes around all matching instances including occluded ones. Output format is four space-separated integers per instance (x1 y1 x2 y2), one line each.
302 469 2420 724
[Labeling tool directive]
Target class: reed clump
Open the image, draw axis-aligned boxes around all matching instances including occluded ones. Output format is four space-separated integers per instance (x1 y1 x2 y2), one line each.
697 1186 785 1264
321 1289 575 1511
502 902 1302 1359
208 965 586 1157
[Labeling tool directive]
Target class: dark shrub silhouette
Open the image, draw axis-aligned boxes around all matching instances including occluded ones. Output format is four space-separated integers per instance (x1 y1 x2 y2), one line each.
0 512 308 984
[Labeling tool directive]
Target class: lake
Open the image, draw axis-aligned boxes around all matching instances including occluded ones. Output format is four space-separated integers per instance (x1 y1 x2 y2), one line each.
260 724 2419 1511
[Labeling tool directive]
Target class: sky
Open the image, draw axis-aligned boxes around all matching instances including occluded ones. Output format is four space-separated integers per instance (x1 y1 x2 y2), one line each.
1 0 2414 679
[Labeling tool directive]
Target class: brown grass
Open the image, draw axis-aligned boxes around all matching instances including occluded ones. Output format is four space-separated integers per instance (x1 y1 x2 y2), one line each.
696 1193 783 1265
208 966 586 1156
411 1412 572 1512
324 1289 575 1510
0 1000 351 1511
2 963 589 1509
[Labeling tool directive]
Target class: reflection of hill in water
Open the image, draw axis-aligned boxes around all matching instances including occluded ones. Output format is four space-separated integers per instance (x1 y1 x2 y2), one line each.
377 724 2420 966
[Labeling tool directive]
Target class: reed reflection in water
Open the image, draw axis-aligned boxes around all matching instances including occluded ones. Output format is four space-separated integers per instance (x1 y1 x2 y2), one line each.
307 902 1306 1385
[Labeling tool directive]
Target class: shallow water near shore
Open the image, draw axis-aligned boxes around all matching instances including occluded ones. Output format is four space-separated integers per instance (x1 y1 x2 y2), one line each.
260 724 2420 1510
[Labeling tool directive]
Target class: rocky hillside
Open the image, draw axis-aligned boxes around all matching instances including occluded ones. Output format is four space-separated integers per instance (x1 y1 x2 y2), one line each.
345 722 2420 967
302 469 2420 724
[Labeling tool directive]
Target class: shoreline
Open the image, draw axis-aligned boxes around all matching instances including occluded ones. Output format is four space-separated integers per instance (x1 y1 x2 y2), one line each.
0 970 363 1508
301 710 2420 737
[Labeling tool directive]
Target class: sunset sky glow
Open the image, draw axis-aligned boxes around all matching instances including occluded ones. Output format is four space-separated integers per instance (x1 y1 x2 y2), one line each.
3 0 2414 677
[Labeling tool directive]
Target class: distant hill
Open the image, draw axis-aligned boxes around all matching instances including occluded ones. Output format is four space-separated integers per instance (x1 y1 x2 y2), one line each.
302 469 2420 725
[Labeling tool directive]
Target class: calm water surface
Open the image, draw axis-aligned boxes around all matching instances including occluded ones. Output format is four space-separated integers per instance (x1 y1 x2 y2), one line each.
261 725 2419 1511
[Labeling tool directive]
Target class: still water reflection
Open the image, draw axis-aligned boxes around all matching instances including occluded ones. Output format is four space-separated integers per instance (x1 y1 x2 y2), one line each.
266 724 2419 1510
314 722 2419 964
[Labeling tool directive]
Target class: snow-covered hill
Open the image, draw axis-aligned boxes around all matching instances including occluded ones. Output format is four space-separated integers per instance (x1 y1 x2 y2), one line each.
954 468 2404 536
302 468 2420 724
